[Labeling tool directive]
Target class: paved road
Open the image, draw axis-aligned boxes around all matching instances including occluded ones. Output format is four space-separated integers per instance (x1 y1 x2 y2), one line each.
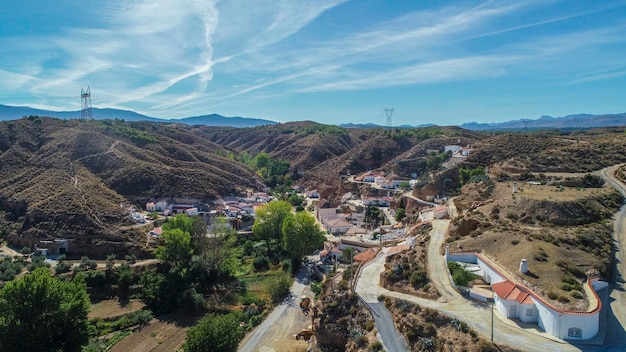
590 164 626 351
355 251 410 352
353 166 626 352
238 267 309 352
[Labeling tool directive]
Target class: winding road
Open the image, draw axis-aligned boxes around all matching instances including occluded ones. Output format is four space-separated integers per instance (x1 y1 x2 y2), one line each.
355 164 626 352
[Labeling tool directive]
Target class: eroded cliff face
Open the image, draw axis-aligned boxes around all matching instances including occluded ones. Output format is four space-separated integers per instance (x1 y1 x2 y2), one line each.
312 280 376 352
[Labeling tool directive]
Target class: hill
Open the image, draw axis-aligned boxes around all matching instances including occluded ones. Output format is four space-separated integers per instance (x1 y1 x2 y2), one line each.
0 117 264 256
1 117 625 259
0 104 276 127
461 113 626 131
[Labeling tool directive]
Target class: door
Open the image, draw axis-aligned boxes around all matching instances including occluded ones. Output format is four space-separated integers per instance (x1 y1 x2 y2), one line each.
509 305 517 318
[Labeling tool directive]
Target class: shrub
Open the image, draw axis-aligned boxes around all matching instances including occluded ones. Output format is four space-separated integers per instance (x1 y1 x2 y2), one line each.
547 291 558 300
557 295 570 303
266 272 292 303
570 290 584 299
368 341 383 352
253 256 269 272
365 320 375 331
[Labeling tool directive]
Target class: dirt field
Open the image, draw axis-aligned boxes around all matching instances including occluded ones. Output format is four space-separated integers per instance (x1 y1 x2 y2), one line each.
89 299 145 319
109 316 195 352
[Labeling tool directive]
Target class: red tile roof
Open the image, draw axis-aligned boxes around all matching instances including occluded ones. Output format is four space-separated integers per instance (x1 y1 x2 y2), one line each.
492 280 534 304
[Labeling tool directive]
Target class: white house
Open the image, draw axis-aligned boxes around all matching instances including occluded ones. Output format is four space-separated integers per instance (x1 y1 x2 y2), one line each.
306 189 320 198
324 218 355 235
146 199 169 212
185 207 199 216
445 249 605 341
315 199 339 222
444 145 462 153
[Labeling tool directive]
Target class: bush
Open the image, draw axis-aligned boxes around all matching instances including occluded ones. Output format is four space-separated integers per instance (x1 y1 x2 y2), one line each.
243 241 254 256
253 256 269 272
547 291 558 300
184 312 243 352
570 290 584 299
368 341 383 352
266 272 292 303
557 295 570 303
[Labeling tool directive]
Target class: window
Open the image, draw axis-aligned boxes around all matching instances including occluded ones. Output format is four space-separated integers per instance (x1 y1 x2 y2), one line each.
568 327 582 338
525 308 533 317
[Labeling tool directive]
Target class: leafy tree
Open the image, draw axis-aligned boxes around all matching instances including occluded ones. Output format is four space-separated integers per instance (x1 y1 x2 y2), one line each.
365 205 383 229
254 152 271 169
398 181 411 190
459 166 486 186
282 211 325 262
117 263 134 298
164 214 208 254
155 228 193 275
204 217 237 277
395 207 406 221
252 201 292 254
0 268 90 352
184 312 244 352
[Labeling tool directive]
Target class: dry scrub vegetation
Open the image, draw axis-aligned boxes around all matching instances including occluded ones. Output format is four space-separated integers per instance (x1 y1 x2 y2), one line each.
383 297 521 352
450 174 622 311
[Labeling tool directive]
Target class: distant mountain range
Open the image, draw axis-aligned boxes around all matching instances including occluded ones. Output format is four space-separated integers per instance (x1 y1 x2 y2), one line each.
0 104 276 128
1 104 625 130
459 113 626 131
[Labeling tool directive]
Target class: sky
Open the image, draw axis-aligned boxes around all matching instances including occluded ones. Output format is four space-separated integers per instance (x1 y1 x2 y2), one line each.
1 0 626 126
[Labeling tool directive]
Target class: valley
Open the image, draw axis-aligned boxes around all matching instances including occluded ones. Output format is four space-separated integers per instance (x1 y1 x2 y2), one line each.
0 116 625 351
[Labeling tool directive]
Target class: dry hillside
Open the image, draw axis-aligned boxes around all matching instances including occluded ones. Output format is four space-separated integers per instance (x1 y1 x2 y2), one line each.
0 117 263 256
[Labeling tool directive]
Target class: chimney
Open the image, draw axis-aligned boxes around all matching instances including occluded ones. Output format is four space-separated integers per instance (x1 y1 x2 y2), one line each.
519 259 528 273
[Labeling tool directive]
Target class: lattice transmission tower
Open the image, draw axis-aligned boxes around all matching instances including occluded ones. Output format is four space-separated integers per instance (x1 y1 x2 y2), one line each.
385 108 394 127
80 86 93 121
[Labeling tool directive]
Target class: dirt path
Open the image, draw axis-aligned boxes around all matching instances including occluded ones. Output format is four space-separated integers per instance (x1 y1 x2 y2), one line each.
238 267 311 352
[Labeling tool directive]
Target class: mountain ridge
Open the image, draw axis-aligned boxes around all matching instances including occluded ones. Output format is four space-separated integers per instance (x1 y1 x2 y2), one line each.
1 104 625 129
0 104 276 128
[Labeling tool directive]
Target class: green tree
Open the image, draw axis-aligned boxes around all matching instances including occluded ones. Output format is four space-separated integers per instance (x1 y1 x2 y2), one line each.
0 268 90 352
204 217 237 277
164 214 208 254
365 205 383 229
155 228 193 275
254 152 271 169
252 200 292 254
117 263 134 298
184 312 244 352
395 207 406 221
282 211 325 262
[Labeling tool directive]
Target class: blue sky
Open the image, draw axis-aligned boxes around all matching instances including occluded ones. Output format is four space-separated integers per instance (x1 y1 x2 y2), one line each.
1 0 626 126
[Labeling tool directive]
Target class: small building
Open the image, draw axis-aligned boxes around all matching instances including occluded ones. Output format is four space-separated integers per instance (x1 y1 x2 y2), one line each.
306 189 320 198
315 199 339 222
324 218 355 236
37 239 69 255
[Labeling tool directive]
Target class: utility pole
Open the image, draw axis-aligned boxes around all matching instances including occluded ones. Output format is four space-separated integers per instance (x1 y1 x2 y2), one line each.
80 86 93 121
491 298 494 342
385 108 394 127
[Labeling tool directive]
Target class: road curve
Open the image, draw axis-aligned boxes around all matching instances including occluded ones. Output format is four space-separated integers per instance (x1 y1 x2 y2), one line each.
355 252 410 352
356 220 584 351
591 164 626 351
238 267 309 352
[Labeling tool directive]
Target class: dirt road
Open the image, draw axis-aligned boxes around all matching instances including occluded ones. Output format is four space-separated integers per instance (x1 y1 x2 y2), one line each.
238 267 311 352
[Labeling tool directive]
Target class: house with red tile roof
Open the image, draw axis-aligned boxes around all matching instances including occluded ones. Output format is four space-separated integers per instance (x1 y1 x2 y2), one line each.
445 248 607 341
